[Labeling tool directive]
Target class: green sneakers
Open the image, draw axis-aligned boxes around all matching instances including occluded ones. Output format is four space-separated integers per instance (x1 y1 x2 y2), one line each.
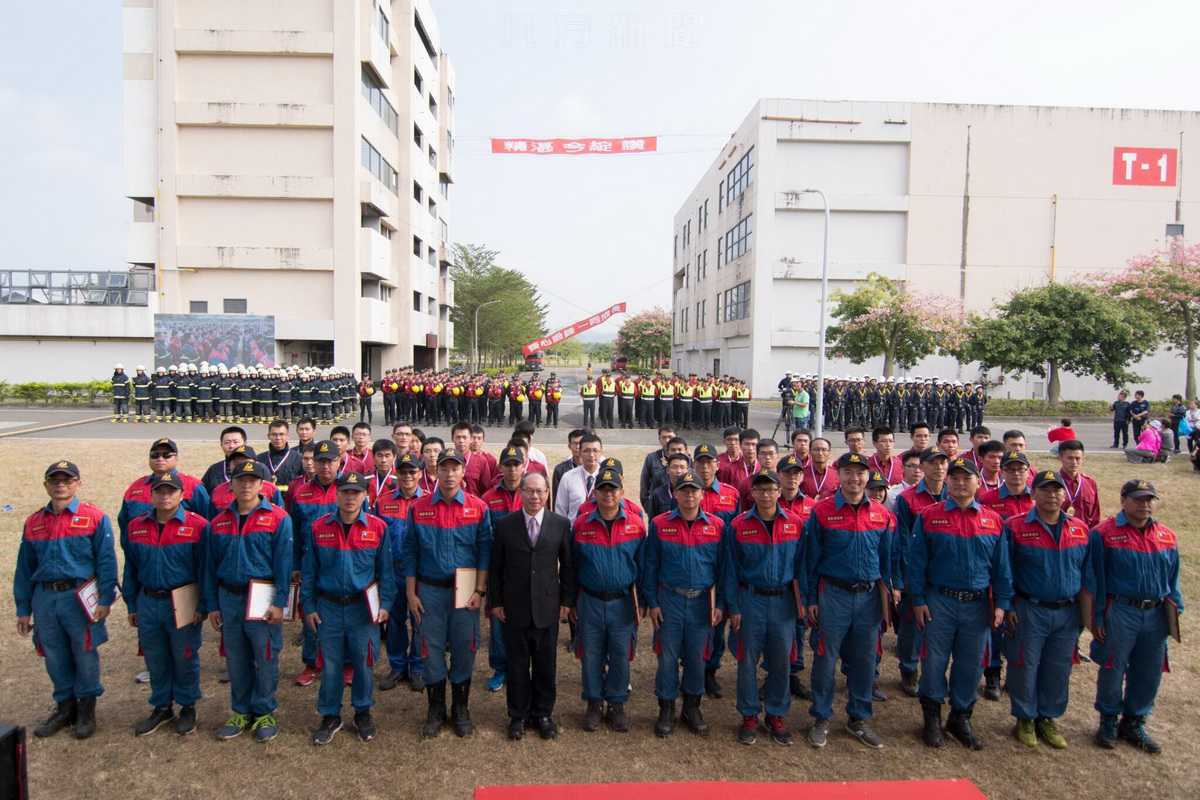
1016 719 1038 748
1037 718 1068 749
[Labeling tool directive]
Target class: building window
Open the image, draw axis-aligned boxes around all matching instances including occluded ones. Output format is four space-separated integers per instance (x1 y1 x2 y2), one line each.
224 298 247 314
722 281 750 322
132 199 154 222
725 146 754 206
414 11 438 60
413 124 424 148
715 291 723 322
429 95 438 116
361 137 397 193
375 2 389 45
428 145 437 168
413 291 422 311
428 198 437 218
427 245 436 266
413 236 423 257
189 300 207 314
723 214 753 264
361 67 398 133
695 254 701 283
427 297 436 315
704 198 709 230
701 249 708 280
413 181 424 203
718 180 724 211
673 234 678 260
414 68 423 93
680 306 689 333
439 176 450 199
700 298 706 328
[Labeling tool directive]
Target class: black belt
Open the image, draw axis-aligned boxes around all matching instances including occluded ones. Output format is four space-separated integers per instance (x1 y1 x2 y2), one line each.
740 582 788 597
1017 591 1075 609
142 587 172 599
319 590 358 606
41 579 82 592
938 586 985 602
219 579 269 595
1113 594 1163 610
662 584 710 599
418 575 454 589
822 576 875 593
582 586 627 601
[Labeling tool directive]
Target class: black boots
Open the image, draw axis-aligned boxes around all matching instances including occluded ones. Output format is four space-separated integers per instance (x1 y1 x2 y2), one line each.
982 667 1002 701
654 699 676 737
422 680 447 738
1118 715 1162 754
946 707 983 750
74 697 97 739
680 694 709 736
34 699 77 738
920 698 945 748
704 670 722 699
582 700 603 732
450 680 474 737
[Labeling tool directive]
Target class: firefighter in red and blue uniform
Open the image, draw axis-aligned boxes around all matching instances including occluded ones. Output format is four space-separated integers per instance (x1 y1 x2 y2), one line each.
1002 469 1091 748
301 472 397 744
208 446 284 515
776 454 816 698
642 470 726 737
289 440 343 683
117 438 212 538
908 457 1012 750
371 453 424 691
691 443 740 698
1087 479 1183 753
204 460 294 742
121 473 209 734
14 461 118 740
571 469 645 731
401 451 494 738
724 469 805 745
891 449 949 695
801 452 894 748
480 447 527 693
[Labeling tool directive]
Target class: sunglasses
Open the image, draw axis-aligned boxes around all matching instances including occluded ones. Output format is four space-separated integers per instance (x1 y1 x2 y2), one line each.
150 451 176 459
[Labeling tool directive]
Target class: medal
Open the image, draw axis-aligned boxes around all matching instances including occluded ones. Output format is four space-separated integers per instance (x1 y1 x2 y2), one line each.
1065 505 1075 516
1063 472 1081 517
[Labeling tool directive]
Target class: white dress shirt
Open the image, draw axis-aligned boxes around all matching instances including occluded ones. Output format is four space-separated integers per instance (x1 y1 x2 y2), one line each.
555 464 600 522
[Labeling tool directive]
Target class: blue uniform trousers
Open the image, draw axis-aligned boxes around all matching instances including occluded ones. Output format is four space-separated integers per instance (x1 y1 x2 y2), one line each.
705 619 726 673
577 592 636 704
789 618 807 674
315 598 379 717
137 593 201 708
385 592 421 675
654 591 713 701
1091 601 1168 718
32 585 106 703
218 588 282 717
896 594 920 677
732 588 795 718
1005 599 1078 721
416 583 479 685
488 618 507 673
809 583 881 721
918 593 990 711
988 627 1005 671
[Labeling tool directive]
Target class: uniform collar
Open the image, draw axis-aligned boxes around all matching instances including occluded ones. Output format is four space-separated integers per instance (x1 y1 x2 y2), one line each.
943 496 981 513
915 478 947 499
666 508 710 524
145 506 189 525
834 489 869 510
1000 482 1030 498
1114 510 1155 530
336 509 370 527
747 503 789 525
433 488 466 505
44 497 81 515
228 496 273 515
587 503 628 524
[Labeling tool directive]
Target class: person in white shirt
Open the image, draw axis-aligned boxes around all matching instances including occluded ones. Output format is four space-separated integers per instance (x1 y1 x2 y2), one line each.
514 421 549 471
887 449 923 513
555 433 604 521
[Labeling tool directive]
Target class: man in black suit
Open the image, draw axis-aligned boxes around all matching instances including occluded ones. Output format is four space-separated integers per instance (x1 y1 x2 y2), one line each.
488 471 575 740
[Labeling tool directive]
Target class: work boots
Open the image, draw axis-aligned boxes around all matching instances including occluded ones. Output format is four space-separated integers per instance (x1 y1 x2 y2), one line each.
74 696 97 739
1118 715 1162 754
582 700 603 732
704 670 723 699
422 680 447 738
946 707 983 750
680 694 709 736
654 699 676 737
920 698 945 748
34 699 77 738
982 668 1002 701
450 680 474 737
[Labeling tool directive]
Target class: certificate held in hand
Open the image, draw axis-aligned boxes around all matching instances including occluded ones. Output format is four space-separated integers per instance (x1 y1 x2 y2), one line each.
454 568 478 609
171 583 199 629
245 580 277 622
364 581 381 623
75 578 100 623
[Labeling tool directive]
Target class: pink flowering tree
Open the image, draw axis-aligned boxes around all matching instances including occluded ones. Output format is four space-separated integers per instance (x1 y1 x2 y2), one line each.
1099 239 1200 400
827 273 964 376
616 308 672 370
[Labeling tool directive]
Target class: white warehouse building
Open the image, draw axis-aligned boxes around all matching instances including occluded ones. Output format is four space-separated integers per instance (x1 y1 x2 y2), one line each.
670 98 1200 401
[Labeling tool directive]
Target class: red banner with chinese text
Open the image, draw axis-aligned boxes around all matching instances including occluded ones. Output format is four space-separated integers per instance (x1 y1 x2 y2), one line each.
492 137 657 155
523 303 627 356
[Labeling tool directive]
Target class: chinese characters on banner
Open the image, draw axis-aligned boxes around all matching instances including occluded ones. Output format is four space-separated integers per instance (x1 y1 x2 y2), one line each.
1112 147 1178 186
491 137 658 155
523 303 627 356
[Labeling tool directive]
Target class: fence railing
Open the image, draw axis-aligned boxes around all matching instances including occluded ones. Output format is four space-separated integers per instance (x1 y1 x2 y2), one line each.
0 269 155 306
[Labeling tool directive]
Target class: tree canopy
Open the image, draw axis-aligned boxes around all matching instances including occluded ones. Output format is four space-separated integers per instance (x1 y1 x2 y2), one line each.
615 308 671 369
449 243 548 368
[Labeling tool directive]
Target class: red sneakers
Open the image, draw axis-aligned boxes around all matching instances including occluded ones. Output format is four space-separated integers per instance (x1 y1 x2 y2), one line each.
294 665 318 687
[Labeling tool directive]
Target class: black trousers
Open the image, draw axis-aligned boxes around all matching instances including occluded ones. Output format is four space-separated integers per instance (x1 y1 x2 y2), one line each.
503 621 559 720
1113 419 1129 448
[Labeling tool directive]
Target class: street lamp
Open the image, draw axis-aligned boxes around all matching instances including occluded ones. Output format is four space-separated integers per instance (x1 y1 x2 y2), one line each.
473 299 501 372
800 188 831 438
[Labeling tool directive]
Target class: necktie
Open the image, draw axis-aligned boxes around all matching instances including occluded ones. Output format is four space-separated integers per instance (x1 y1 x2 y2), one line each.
527 515 540 547
585 474 594 496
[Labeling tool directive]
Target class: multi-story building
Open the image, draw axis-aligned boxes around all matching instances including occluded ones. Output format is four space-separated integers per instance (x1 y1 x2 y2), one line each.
118 0 455 375
671 98 1200 400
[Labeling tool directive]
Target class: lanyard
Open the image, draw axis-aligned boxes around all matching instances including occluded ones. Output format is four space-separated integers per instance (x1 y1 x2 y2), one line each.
870 454 897 484
1063 472 1082 506
980 470 1001 490
265 448 293 477
807 463 829 495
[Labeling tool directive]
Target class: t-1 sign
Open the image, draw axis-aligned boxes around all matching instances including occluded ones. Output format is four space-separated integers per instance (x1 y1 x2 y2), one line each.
1112 147 1177 186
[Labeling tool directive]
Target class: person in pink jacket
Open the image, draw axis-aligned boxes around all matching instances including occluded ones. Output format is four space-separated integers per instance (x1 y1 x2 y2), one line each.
1125 420 1162 463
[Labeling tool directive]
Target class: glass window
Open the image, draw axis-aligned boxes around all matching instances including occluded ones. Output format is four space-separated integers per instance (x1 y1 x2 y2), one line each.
414 124 424 148
189 300 208 314
725 147 754 205
413 291 422 311
413 236 423 257
723 214 753 264
414 68 423 93
224 298 248 314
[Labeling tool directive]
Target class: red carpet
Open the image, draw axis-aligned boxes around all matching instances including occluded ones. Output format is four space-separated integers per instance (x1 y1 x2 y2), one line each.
477 779 986 799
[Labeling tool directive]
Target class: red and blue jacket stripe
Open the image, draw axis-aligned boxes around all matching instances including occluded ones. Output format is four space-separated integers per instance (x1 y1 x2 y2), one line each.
204 497 294 610
288 478 340 574
641 509 725 608
722 504 804 615
892 480 947 591
209 479 283 519
976 483 1033 522
801 490 894 606
577 496 644 522
1003 509 1091 602
14 498 118 617
700 478 740 528
907 497 1012 609
400 488 493 581
572 504 645 594
1087 512 1182 626
300 510 396 611
373 487 423 570
481 483 522 529
121 507 210 615
118 471 211 539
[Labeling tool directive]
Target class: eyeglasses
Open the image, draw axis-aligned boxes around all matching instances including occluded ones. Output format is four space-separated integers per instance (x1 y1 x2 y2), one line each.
149 451 176 459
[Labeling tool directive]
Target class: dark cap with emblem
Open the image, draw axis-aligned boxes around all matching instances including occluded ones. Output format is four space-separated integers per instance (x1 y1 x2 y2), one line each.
313 440 339 462
1001 451 1030 468
673 470 704 491
437 450 466 466
594 469 622 489
919 448 949 463
693 443 717 461
778 454 803 472
225 444 257 463
150 472 183 491
751 469 780 486
44 460 80 479
599 456 623 474
232 460 268 480
500 446 525 466
1032 470 1066 490
1120 479 1158 499
149 437 178 455
835 452 870 470
867 470 888 490
947 457 979 476
337 471 369 492
396 452 420 471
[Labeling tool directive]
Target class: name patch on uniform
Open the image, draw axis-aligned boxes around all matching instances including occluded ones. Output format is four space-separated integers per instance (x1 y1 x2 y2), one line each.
1109 535 1128 544
658 526 679 537
315 530 335 541
825 515 844 522
1019 531 1040 540
928 518 950 526
379 503 400 515
417 510 436 519
576 529 595 538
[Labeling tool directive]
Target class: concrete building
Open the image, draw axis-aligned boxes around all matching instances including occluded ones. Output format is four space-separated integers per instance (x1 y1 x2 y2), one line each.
0 0 457 383
671 99 1200 401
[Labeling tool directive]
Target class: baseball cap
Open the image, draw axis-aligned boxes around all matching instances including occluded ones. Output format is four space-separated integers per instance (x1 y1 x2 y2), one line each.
751 469 780 486
777 454 803 472
867 470 888 490
149 438 178 455
44 460 80 479
499 446 525 466
693 443 717 461
150 473 184 491
947 457 979 477
919 448 950 463
673 471 704 491
1120 479 1158 499
313 441 339 462
835 452 870 470
599 456 624 474
1032 470 1066 490
396 453 421 471
337 472 368 492
232 460 268 480
594 469 622 489
225 445 257 463
437 451 466 466
1001 451 1030 468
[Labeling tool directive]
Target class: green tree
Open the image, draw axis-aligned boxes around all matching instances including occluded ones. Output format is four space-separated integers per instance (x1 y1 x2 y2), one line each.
827 273 963 376
959 283 1155 405
585 341 613 365
449 243 548 368
615 308 671 370
1099 239 1200 399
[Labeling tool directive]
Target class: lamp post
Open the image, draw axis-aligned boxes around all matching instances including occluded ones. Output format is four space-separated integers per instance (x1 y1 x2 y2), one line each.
473 299 500 372
801 188 831 438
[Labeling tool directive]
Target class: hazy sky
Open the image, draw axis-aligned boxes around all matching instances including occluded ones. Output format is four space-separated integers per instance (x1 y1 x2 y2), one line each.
5 0 1200 334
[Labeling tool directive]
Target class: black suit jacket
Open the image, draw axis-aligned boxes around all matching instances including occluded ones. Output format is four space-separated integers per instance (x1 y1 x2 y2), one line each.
488 509 575 630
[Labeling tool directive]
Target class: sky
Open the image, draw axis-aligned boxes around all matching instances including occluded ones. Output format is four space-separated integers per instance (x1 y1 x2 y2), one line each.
5 0 1200 336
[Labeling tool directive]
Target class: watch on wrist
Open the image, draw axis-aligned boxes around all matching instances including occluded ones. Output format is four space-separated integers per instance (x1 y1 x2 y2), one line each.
474 589 486 598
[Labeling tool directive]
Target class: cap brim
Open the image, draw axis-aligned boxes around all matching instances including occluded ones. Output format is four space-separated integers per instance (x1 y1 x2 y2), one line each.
1124 489 1158 499
44 469 78 478
338 484 368 492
